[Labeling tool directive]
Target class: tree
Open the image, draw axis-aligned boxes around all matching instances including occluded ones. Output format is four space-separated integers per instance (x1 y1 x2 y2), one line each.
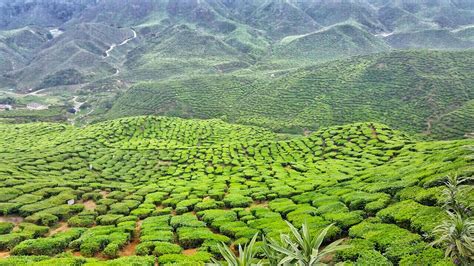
267 222 349 266
211 233 262 266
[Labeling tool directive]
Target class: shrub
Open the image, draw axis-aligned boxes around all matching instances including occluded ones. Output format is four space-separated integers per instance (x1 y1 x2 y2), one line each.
96 214 124 225
0 222 14 234
223 194 253 208
103 243 120 258
152 241 182 256
25 213 59 226
323 211 364 229
12 228 84 256
170 213 206 229
377 200 446 234
158 251 213 264
135 241 156 256
177 227 230 248
68 215 95 227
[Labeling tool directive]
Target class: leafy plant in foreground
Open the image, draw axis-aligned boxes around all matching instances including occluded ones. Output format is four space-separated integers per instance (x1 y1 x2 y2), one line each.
431 211 474 265
211 233 262 266
267 222 350 266
442 175 472 217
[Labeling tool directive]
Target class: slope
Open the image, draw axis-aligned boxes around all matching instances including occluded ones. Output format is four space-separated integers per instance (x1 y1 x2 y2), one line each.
106 50 474 139
0 116 471 264
273 23 390 64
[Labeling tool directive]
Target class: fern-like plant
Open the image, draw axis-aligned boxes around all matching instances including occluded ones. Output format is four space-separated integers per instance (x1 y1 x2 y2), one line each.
211 233 262 266
267 222 349 266
431 211 474 265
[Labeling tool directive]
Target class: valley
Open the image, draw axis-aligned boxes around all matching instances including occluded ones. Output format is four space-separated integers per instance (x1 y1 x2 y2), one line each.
0 0 472 265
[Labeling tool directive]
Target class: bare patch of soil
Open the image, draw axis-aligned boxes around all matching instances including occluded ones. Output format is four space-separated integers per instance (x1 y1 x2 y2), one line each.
369 124 378 139
0 251 10 258
0 216 24 230
183 248 198 256
246 201 268 211
83 200 96 211
0 216 24 224
100 191 109 198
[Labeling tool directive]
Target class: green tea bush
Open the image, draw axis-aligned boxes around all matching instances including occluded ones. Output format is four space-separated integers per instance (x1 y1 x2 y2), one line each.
0 222 14 234
170 213 206 229
376 200 446 234
152 241 182 256
223 194 253 208
335 239 391 265
158 251 213 264
177 227 230 248
68 214 95 227
96 214 124 225
25 213 59 226
11 228 85 256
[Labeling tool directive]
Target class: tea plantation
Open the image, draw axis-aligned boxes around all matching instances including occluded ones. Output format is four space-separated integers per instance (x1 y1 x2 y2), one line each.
0 116 472 265
107 50 474 138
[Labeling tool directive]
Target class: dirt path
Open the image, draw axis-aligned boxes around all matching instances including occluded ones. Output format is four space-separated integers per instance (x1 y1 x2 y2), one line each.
369 124 378 139
48 222 69 236
0 251 10 258
183 248 198 256
26 88 46 96
119 220 142 256
83 200 97 211
104 29 137 58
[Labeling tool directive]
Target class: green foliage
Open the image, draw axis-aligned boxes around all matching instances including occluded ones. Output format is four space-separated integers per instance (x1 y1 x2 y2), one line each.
211 233 261 266
11 228 84 255
0 116 471 264
0 222 14 234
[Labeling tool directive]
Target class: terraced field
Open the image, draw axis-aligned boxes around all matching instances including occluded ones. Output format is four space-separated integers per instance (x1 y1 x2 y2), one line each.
0 116 472 265
107 50 474 138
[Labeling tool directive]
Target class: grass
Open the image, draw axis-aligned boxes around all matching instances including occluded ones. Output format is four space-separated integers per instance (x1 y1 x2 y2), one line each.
0 115 471 265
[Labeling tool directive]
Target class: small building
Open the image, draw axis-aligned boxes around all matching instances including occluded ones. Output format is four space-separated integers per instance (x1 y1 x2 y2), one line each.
26 103 48 110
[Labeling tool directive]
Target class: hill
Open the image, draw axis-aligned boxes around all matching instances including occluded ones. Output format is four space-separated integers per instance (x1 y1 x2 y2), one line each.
106 50 474 139
0 116 472 264
386 29 474 50
273 23 390 64
0 0 473 92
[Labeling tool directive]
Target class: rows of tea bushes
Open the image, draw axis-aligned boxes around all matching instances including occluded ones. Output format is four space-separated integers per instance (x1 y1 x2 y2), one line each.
107 50 474 138
0 116 472 265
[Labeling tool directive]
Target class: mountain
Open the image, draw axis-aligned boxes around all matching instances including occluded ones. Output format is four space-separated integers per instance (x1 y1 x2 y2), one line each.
0 0 472 91
3 23 135 91
273 23 390 64
386 29 474 49
0 0 472 141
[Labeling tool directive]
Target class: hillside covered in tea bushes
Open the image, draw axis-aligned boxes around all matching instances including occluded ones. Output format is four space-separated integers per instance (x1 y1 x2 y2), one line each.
0 116 472 265
107 50 474 138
